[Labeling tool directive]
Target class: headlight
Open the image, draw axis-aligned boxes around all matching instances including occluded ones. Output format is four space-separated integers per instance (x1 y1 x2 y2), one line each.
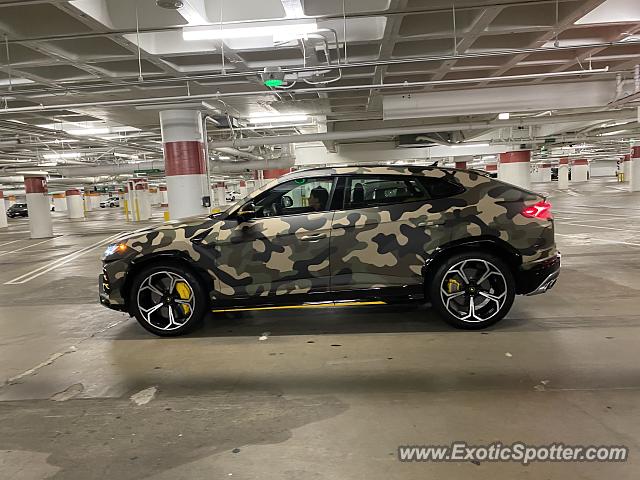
102 242 129 260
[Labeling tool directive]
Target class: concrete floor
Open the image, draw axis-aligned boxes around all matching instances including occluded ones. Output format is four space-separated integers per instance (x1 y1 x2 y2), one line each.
0 177 639 479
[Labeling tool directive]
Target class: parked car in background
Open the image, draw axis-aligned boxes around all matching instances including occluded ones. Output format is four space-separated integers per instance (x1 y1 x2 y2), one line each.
100 197 120 208
100 165 560 336
7 203 28 218
225 191 241 203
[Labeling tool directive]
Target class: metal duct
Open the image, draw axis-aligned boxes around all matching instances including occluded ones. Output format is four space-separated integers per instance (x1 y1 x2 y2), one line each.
212 147 264 162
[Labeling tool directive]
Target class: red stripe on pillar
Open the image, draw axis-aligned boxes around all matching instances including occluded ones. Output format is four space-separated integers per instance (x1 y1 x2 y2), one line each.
485 164 497 171
573 159 588 166
262 168 291 179
455 161 467 169
25 176 47 194
134 183 146 190
164 141 206 176
542 163 551 168
159 185 167 191
623 154 631 162
632 146 640 158
499 151 531 164
65 189 81 196
0 191 3 199
560 158 569 165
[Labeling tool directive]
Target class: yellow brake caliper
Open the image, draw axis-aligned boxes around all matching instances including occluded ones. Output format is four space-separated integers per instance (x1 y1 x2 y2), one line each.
447 278 462 294
175 282 192 315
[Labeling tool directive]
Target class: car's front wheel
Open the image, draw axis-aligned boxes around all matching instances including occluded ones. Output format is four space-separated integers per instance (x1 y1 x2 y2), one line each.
429 251 515 329
129 263 208 336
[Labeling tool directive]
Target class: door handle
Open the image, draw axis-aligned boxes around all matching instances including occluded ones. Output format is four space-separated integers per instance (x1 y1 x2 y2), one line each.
301 233 327 241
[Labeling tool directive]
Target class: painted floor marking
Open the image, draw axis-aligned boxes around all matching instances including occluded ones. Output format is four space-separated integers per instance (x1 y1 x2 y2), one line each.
4 232 124 285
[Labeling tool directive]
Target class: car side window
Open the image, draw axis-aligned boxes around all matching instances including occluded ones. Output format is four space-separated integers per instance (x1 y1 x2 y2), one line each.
251 177 334 218
418 176 466 198
344 176 430 209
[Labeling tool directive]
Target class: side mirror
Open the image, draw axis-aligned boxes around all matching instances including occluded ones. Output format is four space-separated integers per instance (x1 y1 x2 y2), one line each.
237 202 256 221
281 195 293 208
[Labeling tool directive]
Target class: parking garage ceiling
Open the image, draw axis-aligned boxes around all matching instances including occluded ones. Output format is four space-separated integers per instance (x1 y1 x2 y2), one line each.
0 0 639 175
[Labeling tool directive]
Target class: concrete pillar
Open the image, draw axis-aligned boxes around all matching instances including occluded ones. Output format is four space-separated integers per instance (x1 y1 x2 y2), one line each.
160 109 208 220
572 159 589 182
541 163 552 182
159 185 168 207
83 189 93 212
455 161 467 169
630 144 640 192
0 191 7 229
485 163 498 175
66 189 84 219
52 193 67 212
239 180 248 198
262 168 291 180
24 176 53 239
215 182 226 206
132 179 151 221
558 158 569 190
499 150 531 189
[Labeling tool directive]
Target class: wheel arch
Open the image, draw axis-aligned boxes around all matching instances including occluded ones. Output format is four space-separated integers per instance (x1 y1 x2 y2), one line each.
121 251 214 310
422 236 522 295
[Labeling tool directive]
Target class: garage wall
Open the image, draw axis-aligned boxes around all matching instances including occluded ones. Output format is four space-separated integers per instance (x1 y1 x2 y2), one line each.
590 160 617 177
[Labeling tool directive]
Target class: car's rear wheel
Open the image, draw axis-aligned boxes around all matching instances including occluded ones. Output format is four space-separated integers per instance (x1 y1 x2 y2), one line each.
129 263 208 336
429 251 515 329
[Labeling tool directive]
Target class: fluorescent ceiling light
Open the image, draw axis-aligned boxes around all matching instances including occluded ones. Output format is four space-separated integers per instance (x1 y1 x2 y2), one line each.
0 78 34 86
249 114 309 124
575 0 640 24
451 143 490 148
498 112 510 120
183 21 318 43
217 155 231 160
67 127 111 136
114 152 139 160
43 152 82 160
37 161 59 167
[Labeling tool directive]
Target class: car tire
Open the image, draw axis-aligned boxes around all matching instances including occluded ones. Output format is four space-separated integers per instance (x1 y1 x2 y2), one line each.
129 263 208 337
428 251 515 330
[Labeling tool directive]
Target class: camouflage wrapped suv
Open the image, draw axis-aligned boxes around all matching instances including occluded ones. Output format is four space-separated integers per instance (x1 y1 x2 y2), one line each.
99 165 560 336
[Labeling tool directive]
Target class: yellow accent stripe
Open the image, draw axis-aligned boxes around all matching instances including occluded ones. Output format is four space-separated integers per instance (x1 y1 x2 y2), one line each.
212 301 386 313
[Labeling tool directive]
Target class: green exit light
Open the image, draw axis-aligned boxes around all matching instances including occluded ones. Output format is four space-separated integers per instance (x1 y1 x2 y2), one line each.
264 78 284 87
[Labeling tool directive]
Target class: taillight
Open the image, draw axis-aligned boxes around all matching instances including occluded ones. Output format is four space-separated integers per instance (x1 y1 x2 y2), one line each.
522 201 552 219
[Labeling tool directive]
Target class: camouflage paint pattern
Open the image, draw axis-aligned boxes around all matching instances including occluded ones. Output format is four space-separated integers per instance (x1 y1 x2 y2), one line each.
101 165 556 309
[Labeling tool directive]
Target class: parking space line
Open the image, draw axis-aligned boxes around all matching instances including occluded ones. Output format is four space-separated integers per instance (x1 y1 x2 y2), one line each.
558 222 640 233
556 233 640 247
4 232 125 285
0 238 56 258
0 240 21 248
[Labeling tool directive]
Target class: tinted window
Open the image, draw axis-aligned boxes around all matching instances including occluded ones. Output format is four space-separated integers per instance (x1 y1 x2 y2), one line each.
418 176 465 199
251 177 334 218
344 176 428 209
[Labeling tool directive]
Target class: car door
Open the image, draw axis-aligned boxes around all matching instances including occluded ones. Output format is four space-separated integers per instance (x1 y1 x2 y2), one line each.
201 177 336 302
330 174 459 292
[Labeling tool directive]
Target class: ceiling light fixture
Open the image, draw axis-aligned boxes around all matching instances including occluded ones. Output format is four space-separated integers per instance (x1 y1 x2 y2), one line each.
248 114 309 124
67 127 111 136
183 21 318 43
498 112 510 120
42 152 82 160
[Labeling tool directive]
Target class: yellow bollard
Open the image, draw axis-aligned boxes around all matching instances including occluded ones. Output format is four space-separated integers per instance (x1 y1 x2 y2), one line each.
123 199 130 222
163 211 170 222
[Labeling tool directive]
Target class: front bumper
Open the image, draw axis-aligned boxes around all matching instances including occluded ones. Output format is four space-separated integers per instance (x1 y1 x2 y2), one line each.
516 252 561 295
99 271 127 311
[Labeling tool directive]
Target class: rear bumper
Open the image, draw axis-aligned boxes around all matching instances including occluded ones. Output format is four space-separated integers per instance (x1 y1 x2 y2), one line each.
516 252 561 295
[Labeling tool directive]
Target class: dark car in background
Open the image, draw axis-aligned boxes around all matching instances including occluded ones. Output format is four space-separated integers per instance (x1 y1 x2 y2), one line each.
7 203 28 218
99 165 560 336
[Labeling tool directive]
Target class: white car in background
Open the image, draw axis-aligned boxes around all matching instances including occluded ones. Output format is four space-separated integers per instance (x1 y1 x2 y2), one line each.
225 191 241 203
100 197 120 208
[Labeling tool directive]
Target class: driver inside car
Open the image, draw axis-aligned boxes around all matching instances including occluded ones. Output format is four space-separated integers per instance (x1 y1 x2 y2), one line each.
308 186 329 212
